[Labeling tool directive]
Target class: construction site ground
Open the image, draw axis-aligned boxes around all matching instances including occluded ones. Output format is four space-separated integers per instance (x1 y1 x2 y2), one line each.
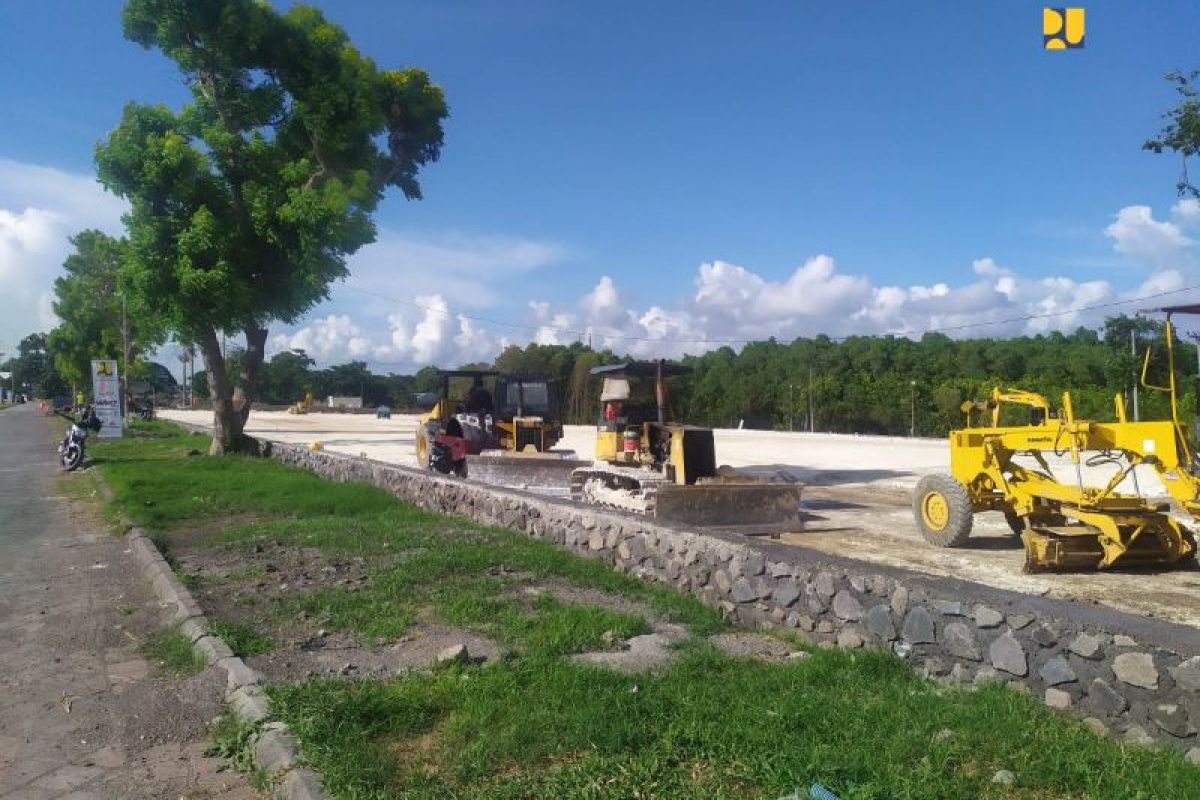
161 409 1200 630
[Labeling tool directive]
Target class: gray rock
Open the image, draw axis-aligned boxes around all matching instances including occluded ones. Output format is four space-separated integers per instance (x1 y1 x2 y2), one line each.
1083 717 1108 737
1088 678 1128 716
772 580 801 608
770 561 792 578
974 666 1000 685
1113 634 1137 647
814 571 836 598
795 615 815 632
901 607 936 644
746 552 766 576
1045 688 1072 709
865 604 896 641
991 769 1016 786
832 590 863 621
948 663 973 684
1112 652 1158 690
731 577 758 604
1068 632 1105 660
943 622 982 661
1169 656 1200 692
436 643 469 666
1123 724 1156 747
1038 656 1077 686
1187 747 1200 764
1006 613 1034 630
890 585 909 618
1031 625 1058 648
816 620 835 634
931 599 963 616
989 631 1028 676
973 606 1004 628
714 569 733 593
836 629 864 649
849 575 867 593
1151 704 1195 738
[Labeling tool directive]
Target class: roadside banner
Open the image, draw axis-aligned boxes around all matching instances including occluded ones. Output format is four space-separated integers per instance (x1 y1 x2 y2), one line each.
90 359 123 438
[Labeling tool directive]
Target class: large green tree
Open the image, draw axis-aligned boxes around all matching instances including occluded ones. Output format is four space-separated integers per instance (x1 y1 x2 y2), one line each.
48 230 163 390
95 0 447 453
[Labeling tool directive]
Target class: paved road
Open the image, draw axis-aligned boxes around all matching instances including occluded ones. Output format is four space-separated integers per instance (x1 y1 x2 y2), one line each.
0 405 259 799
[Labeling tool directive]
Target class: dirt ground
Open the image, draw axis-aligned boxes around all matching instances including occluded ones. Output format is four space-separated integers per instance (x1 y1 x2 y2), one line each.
160 409 1200 631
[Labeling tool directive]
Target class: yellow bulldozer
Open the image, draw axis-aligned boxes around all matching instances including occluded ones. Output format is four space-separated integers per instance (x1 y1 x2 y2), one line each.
915 304 1200 572
569 360 804 526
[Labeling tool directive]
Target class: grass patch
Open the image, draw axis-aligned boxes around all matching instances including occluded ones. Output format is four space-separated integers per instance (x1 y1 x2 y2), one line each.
140 629 206 677
270 644 1200 800
205 712 261 777
208 618 275 658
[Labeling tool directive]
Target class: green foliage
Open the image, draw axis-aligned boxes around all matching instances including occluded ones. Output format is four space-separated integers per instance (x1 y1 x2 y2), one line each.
205 712 260 776
47 230 164 389
140 628 206 676
208 618 274 658
1144 69 1200 197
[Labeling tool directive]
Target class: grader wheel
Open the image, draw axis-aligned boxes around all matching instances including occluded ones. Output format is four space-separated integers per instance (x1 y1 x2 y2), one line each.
913 473 973 547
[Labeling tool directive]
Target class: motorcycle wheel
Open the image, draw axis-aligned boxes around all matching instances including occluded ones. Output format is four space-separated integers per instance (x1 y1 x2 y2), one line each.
63 444 83 471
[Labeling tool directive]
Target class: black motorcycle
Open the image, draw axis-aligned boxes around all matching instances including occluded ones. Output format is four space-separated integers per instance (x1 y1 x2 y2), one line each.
57 405 102 471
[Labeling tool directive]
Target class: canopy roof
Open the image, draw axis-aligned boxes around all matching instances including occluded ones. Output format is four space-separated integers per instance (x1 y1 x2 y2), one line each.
589 360 693 377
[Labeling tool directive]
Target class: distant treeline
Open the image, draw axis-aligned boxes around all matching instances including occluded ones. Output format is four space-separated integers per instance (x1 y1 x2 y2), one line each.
185 314 1200 436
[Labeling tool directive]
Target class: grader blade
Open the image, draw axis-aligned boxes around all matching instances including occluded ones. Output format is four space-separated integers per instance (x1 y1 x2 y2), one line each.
467 452 591 490
653 482 804 527
1021 513 1197 572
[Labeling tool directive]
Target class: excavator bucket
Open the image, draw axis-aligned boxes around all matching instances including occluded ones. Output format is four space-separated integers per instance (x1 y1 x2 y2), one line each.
653 481 804 527
467 451 592 490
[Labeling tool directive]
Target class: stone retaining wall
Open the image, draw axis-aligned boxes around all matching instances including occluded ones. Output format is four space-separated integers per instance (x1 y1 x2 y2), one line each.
266 440 1200 757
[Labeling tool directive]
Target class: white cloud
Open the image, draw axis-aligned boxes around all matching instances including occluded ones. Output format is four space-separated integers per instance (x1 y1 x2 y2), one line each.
0 159 126 351
1104 204 1195 269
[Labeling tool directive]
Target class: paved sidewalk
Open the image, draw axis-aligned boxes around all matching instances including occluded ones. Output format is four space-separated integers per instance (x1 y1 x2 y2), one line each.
0 405 261 800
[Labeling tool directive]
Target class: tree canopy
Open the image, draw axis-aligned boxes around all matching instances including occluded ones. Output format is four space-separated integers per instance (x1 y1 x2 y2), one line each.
95 0 447 452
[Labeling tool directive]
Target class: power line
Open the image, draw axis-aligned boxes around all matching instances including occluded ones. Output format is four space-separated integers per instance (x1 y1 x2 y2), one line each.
338 280 1200 349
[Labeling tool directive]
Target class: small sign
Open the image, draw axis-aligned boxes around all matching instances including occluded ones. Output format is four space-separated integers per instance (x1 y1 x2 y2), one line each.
91 359 123 438
1044 7 1085 50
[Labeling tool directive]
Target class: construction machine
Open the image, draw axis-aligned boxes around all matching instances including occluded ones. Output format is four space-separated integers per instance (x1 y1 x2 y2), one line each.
915 304 1200 572
415 370 581 483
569 360 804 526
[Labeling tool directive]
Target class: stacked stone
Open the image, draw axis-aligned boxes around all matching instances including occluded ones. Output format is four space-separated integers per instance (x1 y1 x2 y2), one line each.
269 442 1200 758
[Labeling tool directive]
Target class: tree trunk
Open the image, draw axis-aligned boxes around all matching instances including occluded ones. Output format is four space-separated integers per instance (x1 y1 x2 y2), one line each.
199 327 268 455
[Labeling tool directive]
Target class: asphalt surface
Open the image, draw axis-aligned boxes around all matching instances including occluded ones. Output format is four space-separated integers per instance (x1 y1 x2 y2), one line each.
0 405 259 800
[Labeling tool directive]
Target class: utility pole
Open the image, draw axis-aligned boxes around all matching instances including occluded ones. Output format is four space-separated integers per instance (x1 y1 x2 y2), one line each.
789 383 794 431
122 293 130 421
808 366 815 432
1132 329 1140 422
910 380 917 437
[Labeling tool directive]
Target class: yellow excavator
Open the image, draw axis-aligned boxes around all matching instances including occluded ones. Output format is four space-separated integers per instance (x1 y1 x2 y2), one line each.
569 360 804 526
915 304 1200 571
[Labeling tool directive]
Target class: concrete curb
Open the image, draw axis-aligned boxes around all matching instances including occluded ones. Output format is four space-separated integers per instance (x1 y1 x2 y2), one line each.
96 471 329 799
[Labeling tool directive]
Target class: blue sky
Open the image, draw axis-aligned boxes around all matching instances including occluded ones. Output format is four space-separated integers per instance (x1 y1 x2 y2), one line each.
2 1 1200 369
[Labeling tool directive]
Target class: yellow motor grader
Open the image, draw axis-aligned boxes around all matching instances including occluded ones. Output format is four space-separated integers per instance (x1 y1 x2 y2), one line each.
915 305 1200 571
569 360 804 526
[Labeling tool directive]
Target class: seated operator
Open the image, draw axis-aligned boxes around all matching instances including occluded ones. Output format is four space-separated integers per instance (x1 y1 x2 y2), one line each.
463 377 494 417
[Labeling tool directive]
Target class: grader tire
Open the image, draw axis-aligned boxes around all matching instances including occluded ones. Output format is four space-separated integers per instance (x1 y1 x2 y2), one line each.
914 474 973 547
